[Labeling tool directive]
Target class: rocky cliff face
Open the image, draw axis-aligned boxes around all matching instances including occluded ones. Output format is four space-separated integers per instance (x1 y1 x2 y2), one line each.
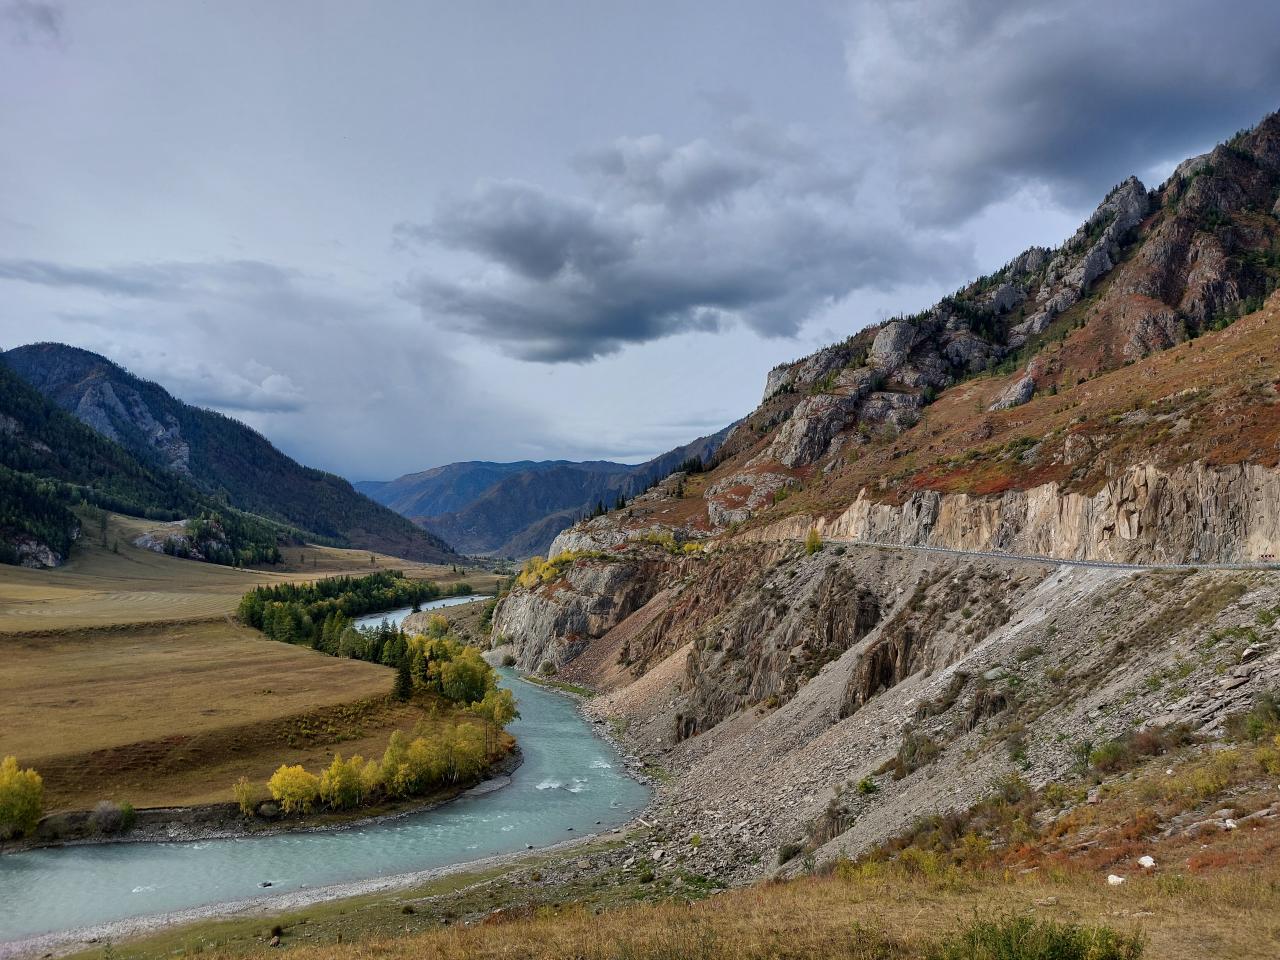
744 461 1280 564
492 553 672 672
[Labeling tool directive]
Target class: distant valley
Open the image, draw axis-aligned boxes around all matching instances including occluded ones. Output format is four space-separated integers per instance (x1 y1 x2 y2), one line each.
358 427 730 557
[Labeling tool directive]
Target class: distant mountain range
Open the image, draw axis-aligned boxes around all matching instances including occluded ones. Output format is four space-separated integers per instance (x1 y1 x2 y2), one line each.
358 429 731 557
2 343 460 564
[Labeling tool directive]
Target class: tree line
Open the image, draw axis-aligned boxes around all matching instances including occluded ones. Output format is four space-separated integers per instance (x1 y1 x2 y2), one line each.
236 570 471 647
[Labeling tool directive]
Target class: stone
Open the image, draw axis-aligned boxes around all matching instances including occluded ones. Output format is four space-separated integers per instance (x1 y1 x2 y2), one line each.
764 394 861 468
869 320 919 371
1106 874 1126 886
989 375 1035 412
1138 855 1156 869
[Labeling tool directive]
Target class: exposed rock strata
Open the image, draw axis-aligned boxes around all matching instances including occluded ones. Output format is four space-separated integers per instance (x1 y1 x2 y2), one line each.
740 462 1280 564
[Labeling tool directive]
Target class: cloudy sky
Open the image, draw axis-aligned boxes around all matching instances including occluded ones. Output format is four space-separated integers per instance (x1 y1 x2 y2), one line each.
4 1 1280 480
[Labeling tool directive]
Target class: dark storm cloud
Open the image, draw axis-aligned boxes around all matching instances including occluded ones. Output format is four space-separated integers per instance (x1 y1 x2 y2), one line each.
398 182 634 282
846 0 1280 222
401 123 970 362
2 0 61 45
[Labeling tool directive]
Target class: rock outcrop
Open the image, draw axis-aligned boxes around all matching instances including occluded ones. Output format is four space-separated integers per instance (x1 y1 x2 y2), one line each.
492 555 669 671
744 462 1280 565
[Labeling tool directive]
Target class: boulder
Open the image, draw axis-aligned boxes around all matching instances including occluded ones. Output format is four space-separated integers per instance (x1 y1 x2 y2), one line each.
988 375 1035 412
859 392 922 431
988 282 1025 314
869 321 919 371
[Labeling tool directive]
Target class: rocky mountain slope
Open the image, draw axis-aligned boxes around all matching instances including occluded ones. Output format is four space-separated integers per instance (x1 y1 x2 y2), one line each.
3 343 461 563
0 360 290 567
361 428 730 557
487 111 1280 887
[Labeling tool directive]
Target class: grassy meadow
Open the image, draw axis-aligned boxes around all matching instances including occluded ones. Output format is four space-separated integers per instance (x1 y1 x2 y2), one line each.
0 512 502 811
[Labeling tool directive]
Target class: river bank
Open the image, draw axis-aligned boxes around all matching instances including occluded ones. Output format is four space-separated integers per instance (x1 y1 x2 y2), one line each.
1 747 523 855
0 827 630 960
0 665 651 949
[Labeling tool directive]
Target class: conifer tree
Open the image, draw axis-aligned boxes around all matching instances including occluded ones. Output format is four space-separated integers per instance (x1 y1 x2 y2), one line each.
393 655 413 701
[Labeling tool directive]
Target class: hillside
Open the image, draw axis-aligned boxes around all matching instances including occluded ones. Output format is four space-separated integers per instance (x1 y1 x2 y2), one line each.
484 109 1280 899
2 344 460 564
0 360 291 567
362 428 730 557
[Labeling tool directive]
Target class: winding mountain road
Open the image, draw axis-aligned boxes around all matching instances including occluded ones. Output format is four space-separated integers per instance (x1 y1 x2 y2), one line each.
822 538 1280 572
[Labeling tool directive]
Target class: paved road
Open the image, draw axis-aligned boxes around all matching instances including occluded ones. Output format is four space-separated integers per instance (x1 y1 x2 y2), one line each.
821 537 1280 573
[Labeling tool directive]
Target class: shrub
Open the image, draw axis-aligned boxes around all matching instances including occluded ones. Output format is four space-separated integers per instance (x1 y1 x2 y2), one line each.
1091 724 1196 774
233 776 257 818
0 756 43 839
778 842 804 864
501 653 517 667
268 764 321 815
1225 691 1280 742
891 731 941 780
91 800 128 835
857 777 879 795
539 660 557 677
926 914 1144 960
804 528 824 555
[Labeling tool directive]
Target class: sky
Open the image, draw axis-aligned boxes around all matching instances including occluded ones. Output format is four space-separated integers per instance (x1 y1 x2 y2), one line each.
3 1 1280 480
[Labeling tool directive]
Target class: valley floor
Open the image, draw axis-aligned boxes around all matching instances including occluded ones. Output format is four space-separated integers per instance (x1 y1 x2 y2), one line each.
0 514 498 813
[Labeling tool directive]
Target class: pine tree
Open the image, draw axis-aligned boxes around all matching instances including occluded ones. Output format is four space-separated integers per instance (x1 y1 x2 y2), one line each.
393 655 413 701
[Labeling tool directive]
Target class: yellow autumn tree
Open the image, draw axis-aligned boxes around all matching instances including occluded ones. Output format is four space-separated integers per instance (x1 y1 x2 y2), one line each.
0 756 43 839
318 753 365 810
267 764 320 815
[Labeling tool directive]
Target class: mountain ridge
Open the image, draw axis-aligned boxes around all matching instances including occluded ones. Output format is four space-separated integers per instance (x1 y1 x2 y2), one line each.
2 343 461 564
363 428 732 557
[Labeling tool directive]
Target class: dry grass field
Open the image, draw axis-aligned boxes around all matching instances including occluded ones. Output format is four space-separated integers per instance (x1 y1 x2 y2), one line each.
0 514 502 811
0 513 499 635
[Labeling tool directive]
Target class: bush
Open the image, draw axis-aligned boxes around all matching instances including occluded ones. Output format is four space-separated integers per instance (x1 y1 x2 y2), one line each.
233 776 257 818
501 653 517 667
778 841 804 864
91 800 128 835
1225 691 1280 742
539 660 557 677
804 528 824 555
926 914 1144 960
891 731 941 780
0 756 43 839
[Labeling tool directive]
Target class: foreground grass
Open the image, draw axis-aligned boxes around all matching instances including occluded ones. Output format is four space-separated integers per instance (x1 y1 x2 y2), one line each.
72 835 1280 960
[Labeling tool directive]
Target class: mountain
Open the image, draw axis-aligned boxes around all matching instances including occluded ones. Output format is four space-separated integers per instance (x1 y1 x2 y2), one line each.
0 360 288 567
361 429 732 557
2 344 460 564
355 460 632 520
488 110 1280 887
